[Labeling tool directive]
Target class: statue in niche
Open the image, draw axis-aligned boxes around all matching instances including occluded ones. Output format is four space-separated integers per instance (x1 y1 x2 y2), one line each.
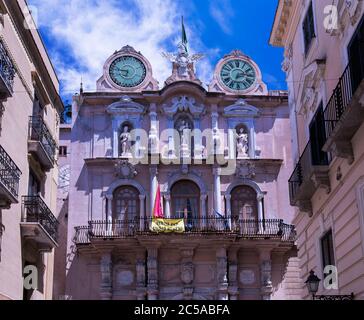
120 125 131 156
177 119 191 146
236 127 249 158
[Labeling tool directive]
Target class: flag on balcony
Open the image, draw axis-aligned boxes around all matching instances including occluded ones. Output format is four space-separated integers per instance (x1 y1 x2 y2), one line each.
150 184 185 233
152 184 164 219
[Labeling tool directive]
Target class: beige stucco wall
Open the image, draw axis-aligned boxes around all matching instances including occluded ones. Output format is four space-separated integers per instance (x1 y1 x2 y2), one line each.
271 0 364 299
0 0 61 300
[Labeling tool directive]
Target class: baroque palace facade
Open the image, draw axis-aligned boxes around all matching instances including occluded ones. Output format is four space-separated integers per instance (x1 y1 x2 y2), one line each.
57 36 303 300
0 1 63 300
270 0 364 299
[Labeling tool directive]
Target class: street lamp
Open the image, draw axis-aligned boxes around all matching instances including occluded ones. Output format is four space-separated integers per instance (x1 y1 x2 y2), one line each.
305 270 320 299
305 270 355 300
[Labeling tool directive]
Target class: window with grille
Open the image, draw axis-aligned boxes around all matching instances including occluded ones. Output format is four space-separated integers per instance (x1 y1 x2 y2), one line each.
113 186 139 221
303 2 316 55
171 180 200 221
231 186 258 220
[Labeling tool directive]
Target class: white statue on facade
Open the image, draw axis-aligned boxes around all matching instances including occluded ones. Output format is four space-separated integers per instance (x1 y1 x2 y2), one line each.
120 125 131 156
236 128 249 158
177 119 190 146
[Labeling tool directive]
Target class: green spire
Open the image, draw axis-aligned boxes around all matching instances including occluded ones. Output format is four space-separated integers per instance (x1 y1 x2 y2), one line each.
181 16 188 53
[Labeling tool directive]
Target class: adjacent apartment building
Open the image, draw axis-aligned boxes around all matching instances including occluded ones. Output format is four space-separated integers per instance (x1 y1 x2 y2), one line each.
0 0 63 300
270 0 364 299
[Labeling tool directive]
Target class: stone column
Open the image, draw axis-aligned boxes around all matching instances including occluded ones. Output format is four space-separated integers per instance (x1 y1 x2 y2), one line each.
164 194 171 218
200 194 207 229
180 248 195 300
149 104 159 163
139 195 146 231
259 249 273 300
136 250 147 300
216 247 229 300
106 195 113 235
225 194 232 230
257 194 264 233
147 247 159 300
228 248 239 300
149 166 158 217
213 167 222 215
100 252 113 300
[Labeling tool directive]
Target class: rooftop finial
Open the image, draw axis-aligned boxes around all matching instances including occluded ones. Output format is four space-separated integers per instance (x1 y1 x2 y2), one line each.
80 77 83 94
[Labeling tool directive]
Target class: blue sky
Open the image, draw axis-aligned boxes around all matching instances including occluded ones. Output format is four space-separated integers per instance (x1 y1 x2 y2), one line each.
28 0 285 101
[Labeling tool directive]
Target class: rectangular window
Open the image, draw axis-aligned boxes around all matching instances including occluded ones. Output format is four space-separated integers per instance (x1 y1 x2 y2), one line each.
303 2 316 55
321 230 335 274
309 103 329 165
28 170 41 196
59 146 67 157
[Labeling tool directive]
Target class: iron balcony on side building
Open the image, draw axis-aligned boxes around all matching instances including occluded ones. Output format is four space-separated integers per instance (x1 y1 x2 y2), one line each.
289 140 330 214
74 218 296 245
323 29 364 162
21 196 59 249
0 145 21 209
0 40 16 100
28 116 57 171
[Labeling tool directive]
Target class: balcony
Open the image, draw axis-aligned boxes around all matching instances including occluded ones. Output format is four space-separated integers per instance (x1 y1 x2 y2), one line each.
74 218 296 245
323 58 364 163
0 41 16 100
21 196 59 249
28 116 57 170
289 140 330 214
0 145 21 209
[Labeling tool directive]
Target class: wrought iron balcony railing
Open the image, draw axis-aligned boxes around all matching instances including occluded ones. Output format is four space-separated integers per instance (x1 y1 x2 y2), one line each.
0 40 16 96
324 58 364 140
74 218 296 245
0 145 21 201
22 196 59 243
28 116 57 164
288 140 329 207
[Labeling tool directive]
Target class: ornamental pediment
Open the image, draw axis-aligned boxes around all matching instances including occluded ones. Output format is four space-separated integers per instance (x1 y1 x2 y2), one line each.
162 96 205 117
223 99 260 118
106 96 146 115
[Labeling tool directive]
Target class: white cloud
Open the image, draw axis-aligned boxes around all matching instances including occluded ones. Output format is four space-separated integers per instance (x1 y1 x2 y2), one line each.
28 0 218 95
209 0 234 35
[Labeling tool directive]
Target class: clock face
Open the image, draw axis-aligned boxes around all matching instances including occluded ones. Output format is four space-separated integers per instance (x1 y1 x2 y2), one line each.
220 59 256 91
109 56 147 88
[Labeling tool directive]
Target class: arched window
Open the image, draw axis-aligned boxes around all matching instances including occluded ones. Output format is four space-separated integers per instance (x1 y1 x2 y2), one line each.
113 186 139 222
231 186 258 220
171 181 200 224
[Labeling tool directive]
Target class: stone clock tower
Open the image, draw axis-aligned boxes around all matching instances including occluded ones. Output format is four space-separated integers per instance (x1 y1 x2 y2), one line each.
60 23 302 301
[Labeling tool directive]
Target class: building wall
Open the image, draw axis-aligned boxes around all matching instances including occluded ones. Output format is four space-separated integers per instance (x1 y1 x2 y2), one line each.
270 0 364 299
63 84 302 300
0 0 62 300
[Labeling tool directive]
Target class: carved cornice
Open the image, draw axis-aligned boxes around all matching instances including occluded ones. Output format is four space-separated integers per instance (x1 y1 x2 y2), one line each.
223 99 260 118
106 96 146 115
269 0 294 47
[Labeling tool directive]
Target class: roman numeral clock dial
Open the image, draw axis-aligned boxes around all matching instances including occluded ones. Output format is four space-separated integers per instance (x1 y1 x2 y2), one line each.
109 55 147 88
220 59 256 92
